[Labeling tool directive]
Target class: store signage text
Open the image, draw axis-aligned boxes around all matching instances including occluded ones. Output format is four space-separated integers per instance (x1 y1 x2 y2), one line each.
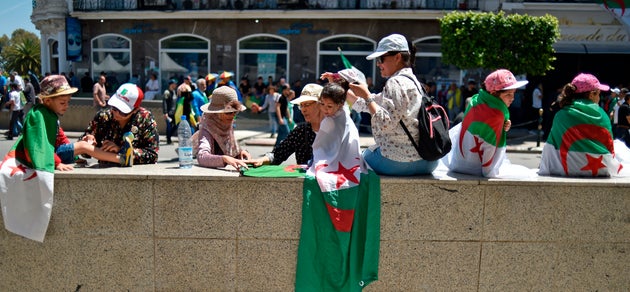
123 23 167 35
278 22 329 35
561 28 627 42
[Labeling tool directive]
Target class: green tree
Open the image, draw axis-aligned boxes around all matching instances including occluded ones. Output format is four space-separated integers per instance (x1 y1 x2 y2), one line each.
440 11 560 76
1 29 40 76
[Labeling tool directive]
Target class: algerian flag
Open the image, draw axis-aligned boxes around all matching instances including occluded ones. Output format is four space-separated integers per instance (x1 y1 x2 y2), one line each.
0 105 57 242
241 164 307 178
539 99 629 177
600 0 630 16
295 108 380 291
443 90 508 177
338 47 354 70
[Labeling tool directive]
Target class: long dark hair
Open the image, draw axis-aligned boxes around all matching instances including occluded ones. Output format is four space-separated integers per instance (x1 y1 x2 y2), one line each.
559 83 591 108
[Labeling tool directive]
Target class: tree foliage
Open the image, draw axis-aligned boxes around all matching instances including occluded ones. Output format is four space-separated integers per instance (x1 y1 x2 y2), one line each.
440 11 560 76
1 29 40 76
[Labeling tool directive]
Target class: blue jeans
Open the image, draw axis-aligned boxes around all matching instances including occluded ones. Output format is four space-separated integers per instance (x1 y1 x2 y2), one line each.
363 147 438 176
274 116 290 147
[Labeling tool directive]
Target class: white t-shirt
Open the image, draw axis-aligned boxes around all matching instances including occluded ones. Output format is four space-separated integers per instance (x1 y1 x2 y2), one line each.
532 88 542 109
9 90 22 111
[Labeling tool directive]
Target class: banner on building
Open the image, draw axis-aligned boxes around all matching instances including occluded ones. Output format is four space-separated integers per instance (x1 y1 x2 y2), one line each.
257 53 277 81
66 17 82 62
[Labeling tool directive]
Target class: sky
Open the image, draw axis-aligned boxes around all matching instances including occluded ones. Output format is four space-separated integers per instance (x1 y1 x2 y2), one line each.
0 2 38 38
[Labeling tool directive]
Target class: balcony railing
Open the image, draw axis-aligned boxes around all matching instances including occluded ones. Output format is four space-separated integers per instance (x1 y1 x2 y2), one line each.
73 0 479 11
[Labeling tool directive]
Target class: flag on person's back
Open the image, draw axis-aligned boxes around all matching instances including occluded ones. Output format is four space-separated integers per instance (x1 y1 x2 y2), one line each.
295 108 380 291
442 89 510 177
0 107 57 242
539 99 628 177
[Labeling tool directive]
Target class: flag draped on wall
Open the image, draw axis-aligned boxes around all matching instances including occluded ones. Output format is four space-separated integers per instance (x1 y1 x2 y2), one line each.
539 99 629 177
295 108 380 291
0 106 58 242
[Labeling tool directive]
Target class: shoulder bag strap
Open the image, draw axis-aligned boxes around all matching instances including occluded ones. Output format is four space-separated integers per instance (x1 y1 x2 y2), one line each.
398 74 424 156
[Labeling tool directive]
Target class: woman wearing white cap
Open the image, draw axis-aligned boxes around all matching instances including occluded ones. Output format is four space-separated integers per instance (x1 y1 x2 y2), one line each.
348 33 437 176
245 83 324 166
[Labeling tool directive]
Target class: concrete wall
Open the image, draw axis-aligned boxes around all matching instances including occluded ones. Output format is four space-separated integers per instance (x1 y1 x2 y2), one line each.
0 165 628 291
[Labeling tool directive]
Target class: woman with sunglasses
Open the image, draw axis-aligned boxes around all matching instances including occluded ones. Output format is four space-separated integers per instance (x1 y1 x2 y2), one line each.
348 33 436 176
79 83 160 165
195 86 251 170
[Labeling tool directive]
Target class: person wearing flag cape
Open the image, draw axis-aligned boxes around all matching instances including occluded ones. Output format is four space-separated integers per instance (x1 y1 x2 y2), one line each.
440 69 533 178
539 73 630 177
0 75 137 242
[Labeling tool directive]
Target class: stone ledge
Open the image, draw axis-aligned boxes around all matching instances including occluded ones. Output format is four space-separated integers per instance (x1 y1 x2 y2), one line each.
1 164 628 290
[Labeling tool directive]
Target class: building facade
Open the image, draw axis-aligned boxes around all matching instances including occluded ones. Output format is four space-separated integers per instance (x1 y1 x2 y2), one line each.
31 0 630 95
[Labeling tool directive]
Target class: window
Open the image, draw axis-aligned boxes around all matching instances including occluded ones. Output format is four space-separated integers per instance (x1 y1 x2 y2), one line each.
160 34 210 90
237 34 289 84
49 39 59 74
414 36 461 88
91 34 132 92
318 35 375 85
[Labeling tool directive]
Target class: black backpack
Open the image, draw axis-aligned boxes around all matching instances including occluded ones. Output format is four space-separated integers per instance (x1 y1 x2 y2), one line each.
399 75 452 161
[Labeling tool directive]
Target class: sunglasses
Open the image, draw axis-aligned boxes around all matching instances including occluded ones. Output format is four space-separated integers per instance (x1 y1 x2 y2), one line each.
377 52 400 64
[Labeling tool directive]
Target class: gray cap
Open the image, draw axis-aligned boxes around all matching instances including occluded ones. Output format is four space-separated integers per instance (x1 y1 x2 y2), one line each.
366 34 409 60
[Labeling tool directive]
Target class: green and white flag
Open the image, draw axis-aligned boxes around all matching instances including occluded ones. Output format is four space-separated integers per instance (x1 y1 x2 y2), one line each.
443 90 528 178
539 99 629 177
295 109 380 291
0 105 57 242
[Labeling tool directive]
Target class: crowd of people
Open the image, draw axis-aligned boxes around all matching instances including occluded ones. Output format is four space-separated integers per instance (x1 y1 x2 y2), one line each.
1 32 630 179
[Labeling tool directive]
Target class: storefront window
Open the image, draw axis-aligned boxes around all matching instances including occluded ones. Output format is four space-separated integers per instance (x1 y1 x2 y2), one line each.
318 35 374 86
91 34 131 92
414 36 461 88
237 34 288 84
160 34 210 89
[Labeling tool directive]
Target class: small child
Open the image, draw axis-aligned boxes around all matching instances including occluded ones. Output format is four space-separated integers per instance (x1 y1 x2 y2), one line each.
36 75 134 171
309 77 365 177
442 69 531 178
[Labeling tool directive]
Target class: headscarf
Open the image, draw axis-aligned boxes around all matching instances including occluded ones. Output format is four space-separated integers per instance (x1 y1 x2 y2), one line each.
199 113 239 157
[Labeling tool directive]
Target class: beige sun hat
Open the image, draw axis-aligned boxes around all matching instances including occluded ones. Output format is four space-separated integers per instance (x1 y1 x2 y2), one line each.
290 83 323 105
201 86 246 113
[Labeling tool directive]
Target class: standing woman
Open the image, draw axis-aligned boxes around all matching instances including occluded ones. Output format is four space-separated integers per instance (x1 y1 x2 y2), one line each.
348 33 435 176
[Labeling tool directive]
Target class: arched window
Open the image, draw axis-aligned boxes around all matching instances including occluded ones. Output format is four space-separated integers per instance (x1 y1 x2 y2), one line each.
413 36 461 88
237 34 289 84
91 34 131 92
49 39 59 74
318 35 375 84
160 34 210 89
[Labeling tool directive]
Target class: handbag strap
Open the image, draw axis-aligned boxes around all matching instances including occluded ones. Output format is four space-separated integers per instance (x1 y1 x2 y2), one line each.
398 74 424 156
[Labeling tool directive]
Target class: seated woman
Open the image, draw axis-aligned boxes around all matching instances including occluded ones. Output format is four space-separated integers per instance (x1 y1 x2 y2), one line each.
196 86 251 170
441 69 530 178
539 73 630 177
245 83 324 166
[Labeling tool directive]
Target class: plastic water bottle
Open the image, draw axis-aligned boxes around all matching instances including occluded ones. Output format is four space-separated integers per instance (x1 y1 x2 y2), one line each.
178 116 193 169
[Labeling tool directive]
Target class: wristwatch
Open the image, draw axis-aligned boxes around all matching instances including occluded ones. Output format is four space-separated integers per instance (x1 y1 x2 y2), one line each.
365 96 375 104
